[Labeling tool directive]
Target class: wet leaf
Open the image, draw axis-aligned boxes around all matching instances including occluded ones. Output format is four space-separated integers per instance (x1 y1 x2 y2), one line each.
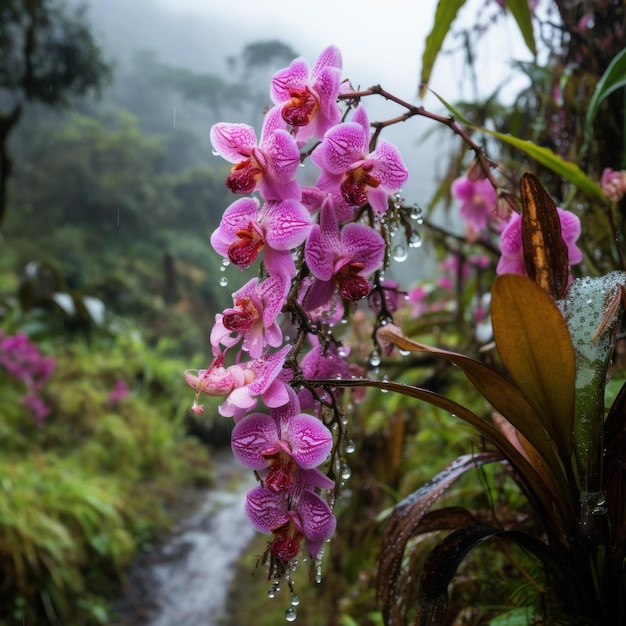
414 526 560 625
520 172 569 299
560 273 626 487
376 327 570 503
326 377 568 527
491 274 575 459
377 454 501 626
472 127 606 204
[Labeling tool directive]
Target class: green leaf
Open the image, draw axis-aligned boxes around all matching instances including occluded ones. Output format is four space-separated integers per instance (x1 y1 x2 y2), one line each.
491 274 576 459
425 88 474 125
420 0 467 95
474 126 606 204
504 0 536 56
560 272 626 487
581 47 626 159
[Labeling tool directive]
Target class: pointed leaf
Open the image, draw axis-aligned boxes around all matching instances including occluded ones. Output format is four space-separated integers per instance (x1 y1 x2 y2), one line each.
378 454 501 626
415 526 563 625
504 0 536 56
376 326 569 498
324 376 567 525
491 274 575 458
420 0 467 95
472 126 606 204
520 172 569 299
581 47 626 159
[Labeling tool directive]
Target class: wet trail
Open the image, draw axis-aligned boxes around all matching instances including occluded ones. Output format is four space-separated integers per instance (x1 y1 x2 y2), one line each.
110 452 255 626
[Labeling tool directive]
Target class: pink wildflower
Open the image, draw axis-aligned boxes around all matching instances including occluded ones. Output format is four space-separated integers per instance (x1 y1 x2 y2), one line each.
601 168 626 203
210 106 301 201
271 45 343 143
497 208 583 276
451 176 498 239
311 105 408 213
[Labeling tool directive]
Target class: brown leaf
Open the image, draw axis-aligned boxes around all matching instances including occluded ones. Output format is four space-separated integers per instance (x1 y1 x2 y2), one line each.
520 172 570 299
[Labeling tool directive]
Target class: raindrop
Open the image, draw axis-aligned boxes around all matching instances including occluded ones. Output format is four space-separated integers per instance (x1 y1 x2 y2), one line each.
211 148 220 156
399 348 411 356
369 350 381 367
340 463 352 480
345 440 356 454
392 244 408 262
315 571 322 584
291 594 300 606
222 258 231 267
219 276 228 287
285 607 297 622
408 232 422 248
410 204 422 221
268 588 276 599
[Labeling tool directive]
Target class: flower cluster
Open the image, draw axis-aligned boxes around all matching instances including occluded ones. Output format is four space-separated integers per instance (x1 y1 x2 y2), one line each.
0 330 55 425
187 45 409 579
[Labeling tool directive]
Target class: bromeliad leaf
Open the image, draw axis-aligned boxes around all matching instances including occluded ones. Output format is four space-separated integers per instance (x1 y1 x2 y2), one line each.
491 274 575 460
504 0 536 57
559 272 626 488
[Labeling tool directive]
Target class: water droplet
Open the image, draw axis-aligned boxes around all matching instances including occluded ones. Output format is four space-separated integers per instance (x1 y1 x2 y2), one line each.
408 232 422 248
219 276 228 287
291 594 300 606
340 414 348 425
268 588 276 599
369 350 381 367
345 440 356 454
410 204 422 221
392 244 408 262
285 606 297 621
222 258 230 267
340 463 352 480
399 348 411 356
315 572 322 584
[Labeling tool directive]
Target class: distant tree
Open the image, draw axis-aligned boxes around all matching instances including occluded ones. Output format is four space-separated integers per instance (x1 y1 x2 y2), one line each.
240 40 300 77
0 0 111 224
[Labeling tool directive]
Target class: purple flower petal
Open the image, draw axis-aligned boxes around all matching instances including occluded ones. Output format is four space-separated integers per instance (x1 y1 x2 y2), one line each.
261 200 313 250
245 486 289 533
210 123 257 162
231 412 279 470
281 413 333 469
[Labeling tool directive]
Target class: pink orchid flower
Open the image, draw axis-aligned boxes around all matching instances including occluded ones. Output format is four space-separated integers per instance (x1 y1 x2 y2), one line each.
231 387 333 492
451 176 498 237
496 208 583 277
210 106 301 201
270 45 343 143
185 346 291 420
210 196 312 278
601 168 626 203
303 197 385 310
311 104 409 213
245 484 336 561
210 273 290 359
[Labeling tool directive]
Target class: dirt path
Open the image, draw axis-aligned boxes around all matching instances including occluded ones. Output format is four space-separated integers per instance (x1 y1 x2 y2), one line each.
110 452 256 626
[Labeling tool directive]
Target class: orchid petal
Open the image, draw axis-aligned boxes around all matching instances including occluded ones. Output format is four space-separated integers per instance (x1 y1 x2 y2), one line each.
231 412 279 470
282 413 333 469
245 486 289 533
210 123 257 162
